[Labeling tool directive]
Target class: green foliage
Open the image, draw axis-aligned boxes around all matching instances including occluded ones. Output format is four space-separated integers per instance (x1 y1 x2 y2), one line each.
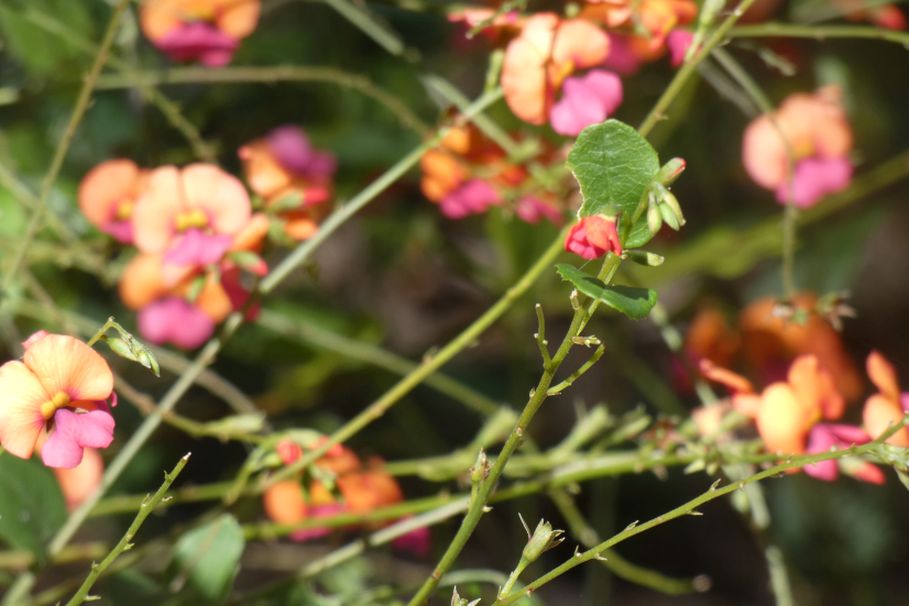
169 514 246 604
0 1 94 77
568 119 661 249
556 264 657 320
0 455 66 559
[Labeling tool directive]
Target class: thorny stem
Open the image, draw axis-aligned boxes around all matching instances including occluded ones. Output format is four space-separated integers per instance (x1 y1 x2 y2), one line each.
63 454 190 606
493 419 907 605
405 255 622 606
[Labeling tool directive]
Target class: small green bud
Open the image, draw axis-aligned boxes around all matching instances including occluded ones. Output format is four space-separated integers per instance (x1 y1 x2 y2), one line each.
522 519 565 563
626 249 665 267
451 587 481 606
470 449 489 484
657 157 686 186
647 203 663 235
658 200 681 231
103 335 160 377
659 188 686 227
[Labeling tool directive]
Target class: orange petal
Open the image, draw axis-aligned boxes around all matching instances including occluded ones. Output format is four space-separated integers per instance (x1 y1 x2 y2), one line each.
216 0 260 39
133 165 183 254
194 274 233 323
78 159 141 228
182 163 252 237
24 335 114 402
338 470 403 514
867 350 901 402
0 361 48 459
700 358 754 394
551 18 610 72
140 0 184 43
239 141 292 199
502 13 559 124
262 480 307 524
756 383 809 454
742 114 789 190
119 253 171 310
232 212 270 252
787 355 844 422
54 447 103 510
863 394 909 447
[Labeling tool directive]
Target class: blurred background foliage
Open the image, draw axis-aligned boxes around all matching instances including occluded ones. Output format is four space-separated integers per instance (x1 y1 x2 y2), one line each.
2 0 909 604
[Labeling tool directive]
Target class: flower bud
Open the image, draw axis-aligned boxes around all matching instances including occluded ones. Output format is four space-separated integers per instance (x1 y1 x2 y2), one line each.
657 157 686 186
658 200 681 231
521 519 565 563
647 203 663 235
626 249 665 267
659 188 686 227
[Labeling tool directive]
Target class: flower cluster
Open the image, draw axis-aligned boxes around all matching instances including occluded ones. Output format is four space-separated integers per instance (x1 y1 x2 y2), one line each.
701 349 907 485
451 0 697 135
140 0 261 66
79 126 336 349
419 122 565 222
262 438 429 554
0 332 117 469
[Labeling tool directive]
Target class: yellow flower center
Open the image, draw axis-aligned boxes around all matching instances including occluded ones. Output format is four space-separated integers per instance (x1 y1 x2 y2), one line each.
175 209 209 231
40 391 71 420
115 198 134 221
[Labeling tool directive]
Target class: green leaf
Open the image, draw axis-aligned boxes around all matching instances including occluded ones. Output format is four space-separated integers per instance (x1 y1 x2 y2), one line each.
556 264 657 320
567 119 660 219
0 455 66 559
170 514 245 604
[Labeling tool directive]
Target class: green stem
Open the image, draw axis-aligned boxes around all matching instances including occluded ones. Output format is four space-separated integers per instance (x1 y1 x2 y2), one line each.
0 0 129 297
493 426 903 605
63 454 190 606
730 23 909 45
405 255 622 606
256 309 501 417
95 65 432 137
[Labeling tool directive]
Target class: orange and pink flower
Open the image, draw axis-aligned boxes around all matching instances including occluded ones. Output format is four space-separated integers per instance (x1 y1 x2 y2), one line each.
742 87 853 208
140 0 261 67
0 333 116 469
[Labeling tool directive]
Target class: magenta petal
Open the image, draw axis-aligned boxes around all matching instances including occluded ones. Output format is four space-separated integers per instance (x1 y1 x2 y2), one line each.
515 196 563 225
138 298 216 350
550 70 623 136
667 30 694 67
392 524 431 557
900 392 909 413
804 425 838 481
42 425 83 469
103 220 134 244
827 423 871 445
164 229 233 267
156 22 238 65
603 34 642 76
440 179 501 219
69 410 115 449
776 157 852 208
266 126 337 178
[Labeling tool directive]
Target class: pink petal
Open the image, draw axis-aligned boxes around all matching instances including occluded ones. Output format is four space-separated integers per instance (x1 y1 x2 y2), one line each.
515 196 563 225
827 423 872 445
804 424 839 481
102 220 134 244
164 229 233 267
66 409 115 449
776 157 852 209
392 523 431 557
667 30 694 67
603 34 642 76
21 331 49 350
23 334 114 402
289 503 346 542
138 298 216 350
550 70 623 136
440 179 501 219
156 22 238 66
42 424 84 469
41 409 111 469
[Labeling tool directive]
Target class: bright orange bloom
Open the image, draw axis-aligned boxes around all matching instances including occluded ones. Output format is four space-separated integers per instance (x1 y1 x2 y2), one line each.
501 13 609 125
862 351 909 447
581 0 697 60
0 334 116 468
